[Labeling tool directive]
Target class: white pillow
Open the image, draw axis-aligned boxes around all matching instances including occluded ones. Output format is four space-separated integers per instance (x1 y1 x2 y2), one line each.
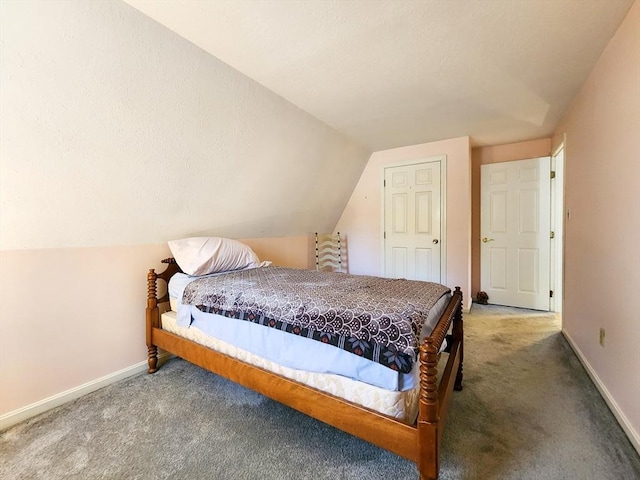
168 237 261 276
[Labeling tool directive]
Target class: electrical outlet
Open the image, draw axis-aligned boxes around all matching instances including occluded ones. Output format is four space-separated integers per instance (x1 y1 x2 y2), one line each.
599 328 605 347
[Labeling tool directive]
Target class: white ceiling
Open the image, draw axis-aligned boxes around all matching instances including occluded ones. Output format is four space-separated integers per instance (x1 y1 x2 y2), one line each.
123 0 634 150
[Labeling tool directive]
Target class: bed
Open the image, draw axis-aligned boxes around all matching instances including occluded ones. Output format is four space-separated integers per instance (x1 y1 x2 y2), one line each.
145 237 464 480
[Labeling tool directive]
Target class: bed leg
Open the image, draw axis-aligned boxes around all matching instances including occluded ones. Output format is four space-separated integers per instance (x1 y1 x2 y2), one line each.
453 287 464 391
146 268 159 374
417 339 440 480
147 346 158 373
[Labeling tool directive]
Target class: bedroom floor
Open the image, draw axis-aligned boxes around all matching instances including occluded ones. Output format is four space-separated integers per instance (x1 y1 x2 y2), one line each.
1 304 639 480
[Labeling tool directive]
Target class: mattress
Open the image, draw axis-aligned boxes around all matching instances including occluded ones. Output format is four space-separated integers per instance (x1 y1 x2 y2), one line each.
162 271 450 422
161 311 420 422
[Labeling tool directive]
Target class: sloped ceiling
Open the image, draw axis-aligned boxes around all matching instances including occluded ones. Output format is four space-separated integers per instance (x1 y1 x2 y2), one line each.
123 0 633 150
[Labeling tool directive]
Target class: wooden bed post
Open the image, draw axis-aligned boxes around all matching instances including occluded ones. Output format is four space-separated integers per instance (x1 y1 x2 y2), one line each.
453 287 464 391
417 338 440 480
417 287 464 479
146 268 159 374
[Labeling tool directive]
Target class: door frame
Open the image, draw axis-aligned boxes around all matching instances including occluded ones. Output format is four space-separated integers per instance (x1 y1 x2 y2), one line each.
479 150 566 312
380 155 447 284
550 141 566 314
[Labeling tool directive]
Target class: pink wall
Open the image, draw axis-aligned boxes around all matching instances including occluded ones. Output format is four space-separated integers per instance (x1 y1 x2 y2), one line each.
0 244 168 414
470 138 552 296
553 1 639 448
335 137 472 307
240 236 310 269
473 138 552 165
0 238 309 417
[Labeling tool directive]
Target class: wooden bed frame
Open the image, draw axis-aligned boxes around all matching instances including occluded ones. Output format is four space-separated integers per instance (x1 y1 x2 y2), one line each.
146 258 464 480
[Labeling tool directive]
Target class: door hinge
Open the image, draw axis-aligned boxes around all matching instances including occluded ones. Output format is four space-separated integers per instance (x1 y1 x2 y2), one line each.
550 171 556 179
550 231 555 239
383 231 386 239
383 179 386 187
550 290 554 298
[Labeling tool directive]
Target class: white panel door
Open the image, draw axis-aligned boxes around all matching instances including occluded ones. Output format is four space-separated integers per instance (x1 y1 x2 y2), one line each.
481 157 551 310
384 161 441 282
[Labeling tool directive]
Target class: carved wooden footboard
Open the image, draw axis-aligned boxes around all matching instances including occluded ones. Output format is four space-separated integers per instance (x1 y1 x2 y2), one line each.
145 260 463 480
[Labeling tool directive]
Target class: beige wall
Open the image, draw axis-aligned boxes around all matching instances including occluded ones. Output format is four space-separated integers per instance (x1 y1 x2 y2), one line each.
336 137 472 307
470 138 552 296
0 0 369 252
553 1 639 447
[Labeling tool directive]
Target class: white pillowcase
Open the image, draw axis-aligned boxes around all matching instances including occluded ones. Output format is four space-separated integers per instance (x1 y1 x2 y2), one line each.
168 237 261 276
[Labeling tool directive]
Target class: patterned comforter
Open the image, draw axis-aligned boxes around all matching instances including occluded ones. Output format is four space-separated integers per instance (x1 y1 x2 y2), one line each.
182 267 450 373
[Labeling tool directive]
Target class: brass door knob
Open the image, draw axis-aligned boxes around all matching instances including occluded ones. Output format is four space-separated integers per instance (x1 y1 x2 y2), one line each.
482 237 495 243
433 239 439 244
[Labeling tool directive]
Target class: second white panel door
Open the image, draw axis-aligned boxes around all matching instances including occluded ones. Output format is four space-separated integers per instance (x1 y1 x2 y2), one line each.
480 157 551 310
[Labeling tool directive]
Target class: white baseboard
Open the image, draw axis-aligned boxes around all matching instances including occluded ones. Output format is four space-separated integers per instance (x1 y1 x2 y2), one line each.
0 353 172 431
562 330 640 455
464 297 473 313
